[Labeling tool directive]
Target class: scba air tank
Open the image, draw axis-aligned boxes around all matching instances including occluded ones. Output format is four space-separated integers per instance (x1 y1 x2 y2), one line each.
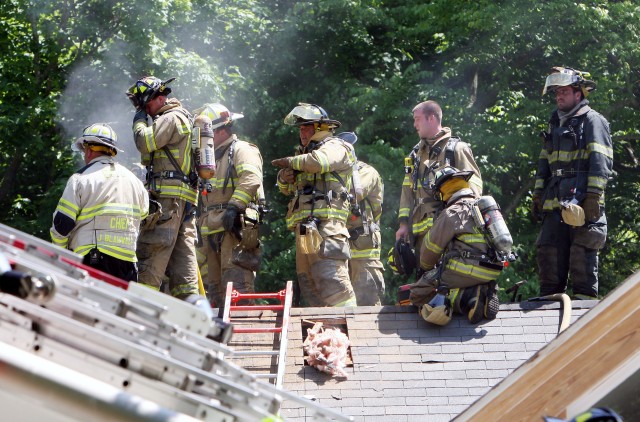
194 115 216 179
476 196 513 255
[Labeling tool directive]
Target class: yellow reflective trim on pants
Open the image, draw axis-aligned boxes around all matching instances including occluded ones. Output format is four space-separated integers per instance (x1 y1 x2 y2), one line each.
333 297 357 307
139 283 161 291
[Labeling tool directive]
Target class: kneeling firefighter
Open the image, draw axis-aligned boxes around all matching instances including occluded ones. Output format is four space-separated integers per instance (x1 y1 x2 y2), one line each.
194 103 265 307
410 166 514 325
272 103 357 307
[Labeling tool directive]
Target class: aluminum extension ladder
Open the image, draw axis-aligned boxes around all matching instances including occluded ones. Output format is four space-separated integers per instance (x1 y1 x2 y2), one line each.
222 280 293 389
0 223 352 422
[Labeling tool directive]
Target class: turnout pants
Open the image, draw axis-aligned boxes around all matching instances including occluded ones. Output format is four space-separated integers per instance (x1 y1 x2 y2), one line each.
137 197 199 299
199 231 256 307
536 210 607 298
295 229 356 307
348 258 385 306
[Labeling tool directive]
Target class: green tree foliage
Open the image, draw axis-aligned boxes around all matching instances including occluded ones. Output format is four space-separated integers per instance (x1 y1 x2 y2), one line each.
2 0 639 302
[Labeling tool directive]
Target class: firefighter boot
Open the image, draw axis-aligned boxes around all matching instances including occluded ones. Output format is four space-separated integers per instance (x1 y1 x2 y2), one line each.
484 281 499 320
454 285 485 324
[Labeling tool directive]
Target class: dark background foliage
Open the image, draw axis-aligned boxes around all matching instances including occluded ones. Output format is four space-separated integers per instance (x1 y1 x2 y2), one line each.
2 0 639 303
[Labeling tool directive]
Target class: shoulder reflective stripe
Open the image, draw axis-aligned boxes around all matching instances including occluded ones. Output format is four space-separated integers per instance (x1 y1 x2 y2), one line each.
587 142 613 158
235 163 261 176
55 198 80 219
314 150 330 173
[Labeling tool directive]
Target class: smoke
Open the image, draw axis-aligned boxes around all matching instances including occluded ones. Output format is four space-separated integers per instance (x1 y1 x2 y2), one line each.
57 42 141 168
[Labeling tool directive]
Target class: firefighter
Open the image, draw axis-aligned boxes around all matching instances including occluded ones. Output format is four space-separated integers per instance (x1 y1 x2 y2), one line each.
345 154 385 306
272 103 357 307
50 123 149 282
410 166 503 326
127 76 200 299
395 100 483 278
532 67 613 299
195 103 264 307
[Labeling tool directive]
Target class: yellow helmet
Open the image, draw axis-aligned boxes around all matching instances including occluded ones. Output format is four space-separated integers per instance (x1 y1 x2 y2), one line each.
195 103 244 130
542 66 596 97
284 103 341 129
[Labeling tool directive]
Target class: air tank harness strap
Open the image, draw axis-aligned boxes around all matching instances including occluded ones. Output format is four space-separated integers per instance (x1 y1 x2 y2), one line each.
149 146 196 188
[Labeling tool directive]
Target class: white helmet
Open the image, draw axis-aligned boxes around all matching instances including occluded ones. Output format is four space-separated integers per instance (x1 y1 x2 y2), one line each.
72 123 122 156
195 103 244 130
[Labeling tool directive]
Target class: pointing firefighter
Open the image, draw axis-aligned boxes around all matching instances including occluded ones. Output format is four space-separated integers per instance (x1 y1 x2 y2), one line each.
410 167 510 326
272 103 357 307
51 124 149 282
195 103 264 308
340 133 386 306
532 67 613 299
394 100 483 279
127 76 200 299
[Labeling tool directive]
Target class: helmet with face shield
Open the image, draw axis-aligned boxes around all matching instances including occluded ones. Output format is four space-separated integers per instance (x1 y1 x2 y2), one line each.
284 103 341 130
542 66 596 97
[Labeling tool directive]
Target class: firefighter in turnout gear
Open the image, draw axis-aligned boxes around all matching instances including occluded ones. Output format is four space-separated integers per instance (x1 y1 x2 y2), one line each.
51 124 149 282
272 103 357 307
342 133 385 305
410 166 503 325
127 76 200 299
532 67 613 299
195 103 263 307
395 100 483 277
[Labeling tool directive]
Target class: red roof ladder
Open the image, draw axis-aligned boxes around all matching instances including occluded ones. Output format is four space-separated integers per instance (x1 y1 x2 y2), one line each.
221 280 293 389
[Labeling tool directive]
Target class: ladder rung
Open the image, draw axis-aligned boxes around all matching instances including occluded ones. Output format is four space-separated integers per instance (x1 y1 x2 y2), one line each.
230 305 284 312
232 327 282 334
231 292 284 300
233 350 280 356
255 374 277 379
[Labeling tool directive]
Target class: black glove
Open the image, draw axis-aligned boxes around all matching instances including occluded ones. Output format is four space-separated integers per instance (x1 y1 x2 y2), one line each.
582 192 601 222
222 204 242 240
133 108 148 125
530 195 541 223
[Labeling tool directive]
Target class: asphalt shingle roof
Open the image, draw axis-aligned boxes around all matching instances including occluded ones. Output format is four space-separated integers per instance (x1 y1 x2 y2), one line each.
226 301 596 421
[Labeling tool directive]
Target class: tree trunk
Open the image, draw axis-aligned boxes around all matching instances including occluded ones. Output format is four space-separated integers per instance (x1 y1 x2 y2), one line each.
0 150 23 208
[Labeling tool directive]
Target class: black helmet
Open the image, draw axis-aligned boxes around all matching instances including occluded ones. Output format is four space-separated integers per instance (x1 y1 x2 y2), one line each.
542 66 596 97
388 239 417 277
432 166 473 195
126 76 175 109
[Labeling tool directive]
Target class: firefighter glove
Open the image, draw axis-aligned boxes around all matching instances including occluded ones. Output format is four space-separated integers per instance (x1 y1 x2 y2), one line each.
582 192 601 222
530 194 542 223
133 108 148 125
278 168 296 184
223 204 242 240
271 157 292 168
